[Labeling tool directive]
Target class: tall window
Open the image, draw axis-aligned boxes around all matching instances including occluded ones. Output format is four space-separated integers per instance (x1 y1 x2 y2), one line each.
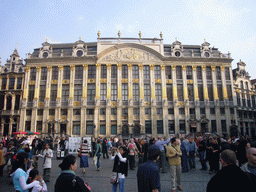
216 67 221 80
245 82 249 90
75 65 83 79
122 65 128 79
86 121 94 135
9 78 15 89
74 84 82 101
165 66 172 79
111 125 117 135
242 94 246 106
122 83 128 101
132 65 139 79
197 66 202 80
88 65 96 79
100 125 106 135
101 65 107 79
179 120 186 134
41 67 47 80
221 120 227 133
50 85 57 101
100 83 106 101
73 122 80 135
240 81 244 89
145 120 152 134
211 120 217 133
155 65 161 79
62 85 69 101
133 83 139 102
144 84 151 102
39 85 46 102
157 120 163 134
30 67 36 81
28 85 35 102
111 83 117 101
1 78 7 90
177 84 184 101
144 66 150 79
17 77 22 89
176 66 182 79
206 67 212 80
207 84 214 101
111 65 117 79
227 85 233 101
188 84 194 101
167 85 173 101
217 84 223 101
52 67 58 80
186 66 192 79
87 84 95 101
198 84 204 101
63 66 70 79
225 67 230 80
15 95 20 110
155 84 162 102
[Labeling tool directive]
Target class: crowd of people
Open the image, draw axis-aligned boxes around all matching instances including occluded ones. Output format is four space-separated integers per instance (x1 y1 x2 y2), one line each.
0 133 256 192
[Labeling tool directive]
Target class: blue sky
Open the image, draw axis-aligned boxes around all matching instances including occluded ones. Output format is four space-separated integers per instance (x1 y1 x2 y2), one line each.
1 0 256 78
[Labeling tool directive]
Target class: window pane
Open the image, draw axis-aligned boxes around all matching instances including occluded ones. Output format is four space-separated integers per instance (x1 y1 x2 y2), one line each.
155 65 161 79
122 65 128 79
165 66 172 79
52 67 58 80
101 65 107 79
88 65 96 79
133 83 139 102
176 66 182 79
157 120 163 134
145 120 152 134
111 125 117 134
111 65 117 78
75 65 83 80
87 84 95 101
100 125 106 135
144 66 150 79
122 83 128 101
100 83 107 101
74 84 82 101
62 85 69 101
73 122 80 135
63 66 70 79
132 65 139 79
41 67 47 80
155 84 162 102
111 83 117 101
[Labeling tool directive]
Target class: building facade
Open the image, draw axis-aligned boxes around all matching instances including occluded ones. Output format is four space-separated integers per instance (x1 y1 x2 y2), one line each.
1 33 240 138
233 60 256 137
0 47 25 136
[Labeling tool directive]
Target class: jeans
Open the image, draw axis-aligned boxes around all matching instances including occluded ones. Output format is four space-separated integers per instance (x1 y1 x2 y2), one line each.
199 151 207 170
188 151 196 169
112 178 125 192
170 164 181 190
129 155 135 170
43 168 51 182
96 153 101 168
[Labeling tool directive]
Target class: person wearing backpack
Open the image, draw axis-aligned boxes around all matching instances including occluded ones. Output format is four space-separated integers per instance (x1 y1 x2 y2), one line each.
95 139 102 171
55 155 90 192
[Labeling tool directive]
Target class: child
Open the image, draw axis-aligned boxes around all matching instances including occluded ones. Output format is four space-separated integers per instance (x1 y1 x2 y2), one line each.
27 169 47 192
32 156 38 171
37 143 53 182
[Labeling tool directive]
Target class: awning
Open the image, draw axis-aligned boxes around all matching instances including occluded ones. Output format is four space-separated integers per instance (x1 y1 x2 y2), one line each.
190 123 197 128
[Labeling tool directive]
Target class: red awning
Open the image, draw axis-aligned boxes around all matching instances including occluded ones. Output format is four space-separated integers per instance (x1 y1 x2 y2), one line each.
190 123 197 128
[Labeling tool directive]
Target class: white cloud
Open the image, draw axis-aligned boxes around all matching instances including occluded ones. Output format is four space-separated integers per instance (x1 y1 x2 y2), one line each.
44 37 62 44
79 16 84 20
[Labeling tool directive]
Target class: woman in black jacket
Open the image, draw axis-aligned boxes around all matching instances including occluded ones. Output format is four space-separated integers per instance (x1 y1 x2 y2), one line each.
111 146 128 192
54 155 90 192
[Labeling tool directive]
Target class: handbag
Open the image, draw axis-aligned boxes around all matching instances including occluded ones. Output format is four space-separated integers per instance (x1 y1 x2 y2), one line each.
110 172 119 184
92 156 97 166
78 145 82 158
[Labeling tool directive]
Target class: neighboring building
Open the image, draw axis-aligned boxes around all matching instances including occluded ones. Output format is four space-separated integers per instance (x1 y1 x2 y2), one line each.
0 47 25 136
5 33 236 138
233 60 256 137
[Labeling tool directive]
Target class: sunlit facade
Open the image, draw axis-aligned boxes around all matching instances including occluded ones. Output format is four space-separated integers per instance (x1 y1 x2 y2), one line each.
1 33 245 138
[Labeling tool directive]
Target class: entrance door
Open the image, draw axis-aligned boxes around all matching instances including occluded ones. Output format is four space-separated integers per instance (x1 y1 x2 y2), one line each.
122 125 129 136
134 125 140 136
60 124 66 136
201 123 208 133
4 124 9 136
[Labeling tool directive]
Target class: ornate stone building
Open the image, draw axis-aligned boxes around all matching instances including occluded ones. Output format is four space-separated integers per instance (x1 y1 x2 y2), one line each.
0 47 25 136
233 60 256 137
3 33 237 138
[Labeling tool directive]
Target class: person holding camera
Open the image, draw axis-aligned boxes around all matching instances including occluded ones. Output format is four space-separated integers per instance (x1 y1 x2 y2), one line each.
111 146 128 192
166 138 183 192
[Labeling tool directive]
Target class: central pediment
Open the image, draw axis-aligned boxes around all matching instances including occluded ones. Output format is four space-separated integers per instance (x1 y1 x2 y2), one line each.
99 48 161 63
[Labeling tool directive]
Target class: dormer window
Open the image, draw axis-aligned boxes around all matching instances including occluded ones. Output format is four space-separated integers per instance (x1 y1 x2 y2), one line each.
43 52 49 58
204 52 210 58
175 51 181 57
76 50 83 57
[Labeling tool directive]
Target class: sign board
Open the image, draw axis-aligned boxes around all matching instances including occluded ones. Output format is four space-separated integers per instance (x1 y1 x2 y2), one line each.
68 137 92 154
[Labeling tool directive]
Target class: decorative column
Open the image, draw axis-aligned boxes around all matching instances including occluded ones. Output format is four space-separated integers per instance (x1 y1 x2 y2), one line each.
20 67 30 131
6 76 9 90
106 64 112 136
221 66 230 133
182 65 189 134
67 65 75 136
94 64 101 137
81 65 88 137
161 65 168 137
172 65 179 134
139 64 145 134
14 77 17 90
150 64 157 136
9 117 13 135
127 64 133 134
